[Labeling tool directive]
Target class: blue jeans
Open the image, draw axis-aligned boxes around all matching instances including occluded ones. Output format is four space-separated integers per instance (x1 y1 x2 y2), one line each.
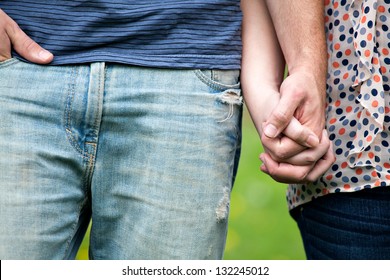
0 59 242 259
291 187 390 259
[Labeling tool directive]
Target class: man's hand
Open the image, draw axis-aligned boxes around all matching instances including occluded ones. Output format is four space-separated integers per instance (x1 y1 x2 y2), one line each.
263 69 326 144
261 68 327 163
0 9 53 63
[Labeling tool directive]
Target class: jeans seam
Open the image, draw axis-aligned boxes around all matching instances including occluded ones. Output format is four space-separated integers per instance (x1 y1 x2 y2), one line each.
61 66 93 259
64 66 90 161
0 57 20 68
194 69 240 91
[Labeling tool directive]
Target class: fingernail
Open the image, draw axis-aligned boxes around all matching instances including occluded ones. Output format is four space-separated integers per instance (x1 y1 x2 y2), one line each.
307 134 319 147
264 124 278 138
38 50 52 61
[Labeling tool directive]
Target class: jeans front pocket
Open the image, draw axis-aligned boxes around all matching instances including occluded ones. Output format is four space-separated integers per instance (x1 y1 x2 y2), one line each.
0 57 20 69
194 69 240 92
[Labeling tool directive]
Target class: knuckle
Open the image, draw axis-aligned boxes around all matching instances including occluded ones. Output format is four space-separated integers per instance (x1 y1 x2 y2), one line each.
297 174 309 183
291 88 305 99
267 167 278 178
294 169 310 182
272 146 290 160
283 83 305 99
274 150 289 160
21 38 36 52
272 110 289 125
304 176 316 183
5 18 21 37
303 155 316 164
296 128 307 140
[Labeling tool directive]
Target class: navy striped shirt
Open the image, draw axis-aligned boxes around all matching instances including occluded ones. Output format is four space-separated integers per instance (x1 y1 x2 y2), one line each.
0 1 242 69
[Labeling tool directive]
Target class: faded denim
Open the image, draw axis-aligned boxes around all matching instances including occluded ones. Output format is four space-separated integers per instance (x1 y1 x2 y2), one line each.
0 59 242 259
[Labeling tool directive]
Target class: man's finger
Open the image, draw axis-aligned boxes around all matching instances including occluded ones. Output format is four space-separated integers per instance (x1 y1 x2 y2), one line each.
262 81 303 138
282 117 320 148
2 10 53 64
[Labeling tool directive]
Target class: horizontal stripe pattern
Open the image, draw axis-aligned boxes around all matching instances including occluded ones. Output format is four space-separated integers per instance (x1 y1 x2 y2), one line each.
0 0 242 69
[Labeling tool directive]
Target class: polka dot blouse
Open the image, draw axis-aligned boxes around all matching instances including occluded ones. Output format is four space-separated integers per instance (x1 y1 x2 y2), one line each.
287 0 390 209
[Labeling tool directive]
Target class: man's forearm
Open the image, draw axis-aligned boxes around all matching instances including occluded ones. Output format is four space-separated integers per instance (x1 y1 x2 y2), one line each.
265 0 327 82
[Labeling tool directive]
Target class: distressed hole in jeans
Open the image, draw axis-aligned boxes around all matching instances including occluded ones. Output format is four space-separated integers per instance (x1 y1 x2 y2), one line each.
217 89 242 123
216 186 230 222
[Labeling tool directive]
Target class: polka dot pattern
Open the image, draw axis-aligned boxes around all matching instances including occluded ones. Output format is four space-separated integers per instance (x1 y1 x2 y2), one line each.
287 0 390 209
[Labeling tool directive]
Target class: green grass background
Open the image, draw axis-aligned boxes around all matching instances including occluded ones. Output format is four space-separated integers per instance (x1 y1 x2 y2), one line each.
76 107 306 260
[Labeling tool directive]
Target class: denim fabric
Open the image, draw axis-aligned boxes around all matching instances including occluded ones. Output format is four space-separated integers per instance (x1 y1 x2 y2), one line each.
0 59 242 259
291 187 390 260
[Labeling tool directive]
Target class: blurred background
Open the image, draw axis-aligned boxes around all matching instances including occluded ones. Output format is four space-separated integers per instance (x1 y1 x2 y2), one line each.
76 107 306 260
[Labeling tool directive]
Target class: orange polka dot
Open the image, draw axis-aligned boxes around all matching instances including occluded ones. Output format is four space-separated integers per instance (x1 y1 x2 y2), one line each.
335 100 341 107
343 14 349 21
372 100 379 107
356 168 363 175
329 34 333 41
365 50 371 57
341 162 348 168
339 128 346 135
343 184 351 190
381 66 387 74
329 118 337 124
346 106 352 113
367 33 373 41
375 180 381 186
374 75 381 82
361 16 367 23
367 135 373 142
322 189 329 195
368 152 375 159
385 107 390 114
358 153 363 159
333 2 339 8
357 111 362 118
345 49 352 56
334 43 341 50
326 174 333 180
386 175 390 180
384 163 390 169
383 48 389 56
373 57 379 65
371 171 378 177
333 62 340 68
343 73 349 79
378 5 386 13
325 16 330 23
325 0 330 5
